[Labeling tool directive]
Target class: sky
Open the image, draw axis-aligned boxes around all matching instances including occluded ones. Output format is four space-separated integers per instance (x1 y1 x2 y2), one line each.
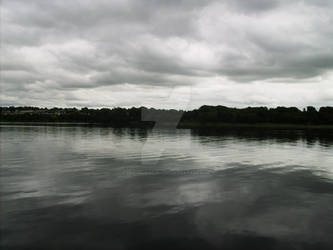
2 0 333 109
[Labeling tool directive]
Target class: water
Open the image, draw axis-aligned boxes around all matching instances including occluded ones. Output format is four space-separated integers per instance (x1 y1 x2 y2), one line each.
1 125 333 250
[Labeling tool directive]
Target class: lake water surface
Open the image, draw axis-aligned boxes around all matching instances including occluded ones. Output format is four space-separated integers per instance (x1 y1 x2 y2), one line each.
1 125 333 250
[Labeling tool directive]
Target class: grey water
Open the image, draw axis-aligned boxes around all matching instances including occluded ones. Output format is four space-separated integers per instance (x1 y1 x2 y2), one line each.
1 125 333 250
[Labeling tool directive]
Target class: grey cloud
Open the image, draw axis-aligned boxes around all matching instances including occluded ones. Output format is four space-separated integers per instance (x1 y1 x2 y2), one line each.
1 0 333 107
127 47 194 76
91 69 167 86
226 0 333 13
226 0 281 13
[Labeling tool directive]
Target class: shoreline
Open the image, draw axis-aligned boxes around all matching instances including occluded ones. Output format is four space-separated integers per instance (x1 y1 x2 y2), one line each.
177 122 333 130
2 121 333 130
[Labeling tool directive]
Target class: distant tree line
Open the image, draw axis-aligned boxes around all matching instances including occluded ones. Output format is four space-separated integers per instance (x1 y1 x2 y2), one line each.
181 106 333 126
1 105 333 127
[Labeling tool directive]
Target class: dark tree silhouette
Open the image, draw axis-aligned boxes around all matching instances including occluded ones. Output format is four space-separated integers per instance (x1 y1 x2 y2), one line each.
1 105 333 128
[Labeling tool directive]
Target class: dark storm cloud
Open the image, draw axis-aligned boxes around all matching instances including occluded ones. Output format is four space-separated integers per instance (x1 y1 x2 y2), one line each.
1 0 333 107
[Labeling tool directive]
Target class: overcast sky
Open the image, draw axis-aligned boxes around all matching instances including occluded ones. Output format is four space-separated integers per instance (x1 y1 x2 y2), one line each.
2 0 333 109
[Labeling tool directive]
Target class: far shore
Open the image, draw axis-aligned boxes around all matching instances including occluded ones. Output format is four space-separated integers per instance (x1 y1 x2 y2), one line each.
2 121 333 130
177 122 333 129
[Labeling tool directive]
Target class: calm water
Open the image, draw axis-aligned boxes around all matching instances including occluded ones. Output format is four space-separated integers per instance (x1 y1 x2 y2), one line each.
1 125 333 250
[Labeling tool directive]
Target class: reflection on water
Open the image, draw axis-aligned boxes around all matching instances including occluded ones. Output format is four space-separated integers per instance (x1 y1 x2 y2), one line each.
1 125 333 250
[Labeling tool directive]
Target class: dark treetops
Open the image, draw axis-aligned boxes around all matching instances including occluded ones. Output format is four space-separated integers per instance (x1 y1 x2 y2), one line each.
1 106 333 128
